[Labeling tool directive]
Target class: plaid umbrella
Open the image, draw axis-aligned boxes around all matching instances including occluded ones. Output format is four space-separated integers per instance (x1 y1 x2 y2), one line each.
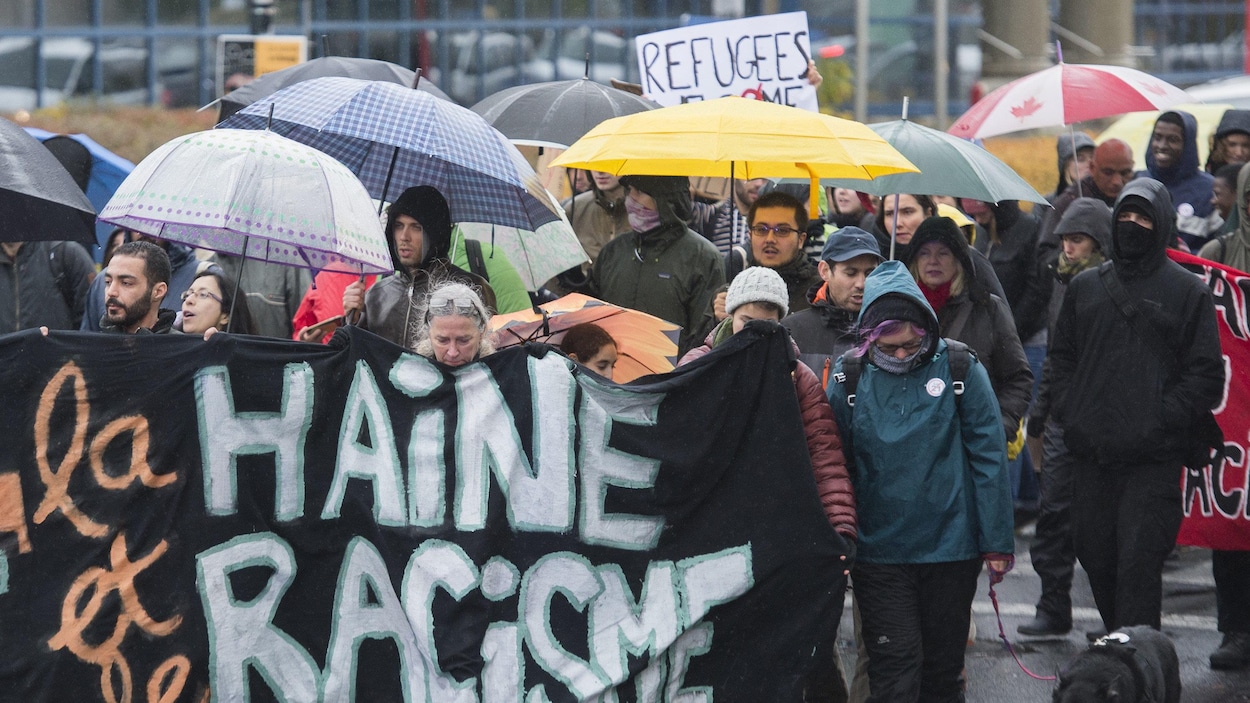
218 76 562 232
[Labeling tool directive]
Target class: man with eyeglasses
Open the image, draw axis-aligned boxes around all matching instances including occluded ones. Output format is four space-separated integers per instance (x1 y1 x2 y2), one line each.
99 240 174 334
710 191 823 328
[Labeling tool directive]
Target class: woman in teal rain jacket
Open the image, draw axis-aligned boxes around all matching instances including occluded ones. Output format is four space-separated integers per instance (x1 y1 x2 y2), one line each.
827 260 1014 702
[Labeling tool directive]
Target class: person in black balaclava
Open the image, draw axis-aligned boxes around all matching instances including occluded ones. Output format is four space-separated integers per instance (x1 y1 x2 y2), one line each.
343 185 495 350
1047 177 1224 635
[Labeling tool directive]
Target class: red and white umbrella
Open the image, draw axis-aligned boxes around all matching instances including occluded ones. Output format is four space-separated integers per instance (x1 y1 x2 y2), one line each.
949 63 1195 140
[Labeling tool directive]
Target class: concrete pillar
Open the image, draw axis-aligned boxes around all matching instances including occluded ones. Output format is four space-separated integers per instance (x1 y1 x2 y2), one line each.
979 0 1050 84
1058 0 1136 67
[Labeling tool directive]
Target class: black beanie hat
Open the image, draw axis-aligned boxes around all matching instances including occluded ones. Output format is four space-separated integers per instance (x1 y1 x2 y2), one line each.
860 293 931 331
387 185 452 268
906 215 974 274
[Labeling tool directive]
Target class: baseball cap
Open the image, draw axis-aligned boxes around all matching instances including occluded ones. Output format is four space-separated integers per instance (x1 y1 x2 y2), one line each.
820 226 882 263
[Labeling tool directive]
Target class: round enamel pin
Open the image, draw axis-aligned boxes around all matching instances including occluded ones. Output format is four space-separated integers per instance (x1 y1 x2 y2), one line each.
926 378 946 397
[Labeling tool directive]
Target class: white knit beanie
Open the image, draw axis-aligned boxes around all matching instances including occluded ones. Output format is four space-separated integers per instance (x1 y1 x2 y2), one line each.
725 266 789 318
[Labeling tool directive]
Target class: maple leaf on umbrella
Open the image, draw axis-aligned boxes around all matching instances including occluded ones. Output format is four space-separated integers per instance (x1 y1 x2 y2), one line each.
1010 96 1043 119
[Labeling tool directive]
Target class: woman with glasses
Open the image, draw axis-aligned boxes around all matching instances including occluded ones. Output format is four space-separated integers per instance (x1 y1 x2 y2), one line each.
178 265 252 336
414 280 494 367
905 216 1033 452
827 260 1013 703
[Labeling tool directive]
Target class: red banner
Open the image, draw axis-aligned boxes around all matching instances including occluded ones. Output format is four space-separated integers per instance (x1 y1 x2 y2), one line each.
1172 249 1250 549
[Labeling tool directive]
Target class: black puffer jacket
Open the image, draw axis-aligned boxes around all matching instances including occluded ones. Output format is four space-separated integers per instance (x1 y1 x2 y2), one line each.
908 217 1034 439
781 281 860 380
1048 179 1224 465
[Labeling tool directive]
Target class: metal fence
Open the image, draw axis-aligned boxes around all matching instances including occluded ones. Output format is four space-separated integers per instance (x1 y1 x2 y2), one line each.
0 0 1242 117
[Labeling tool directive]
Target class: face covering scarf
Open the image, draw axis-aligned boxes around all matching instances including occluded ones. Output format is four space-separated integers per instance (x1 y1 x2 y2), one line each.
1114 220 1155 259
626 196 663 233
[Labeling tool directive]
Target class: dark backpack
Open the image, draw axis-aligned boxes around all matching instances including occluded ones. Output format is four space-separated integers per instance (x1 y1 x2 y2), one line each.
464 239 490 282
833 339 974 411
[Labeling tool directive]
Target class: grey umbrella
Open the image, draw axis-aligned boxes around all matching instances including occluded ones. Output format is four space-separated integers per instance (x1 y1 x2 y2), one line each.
470 77 659 150
211 56 451 122
0 117 96 245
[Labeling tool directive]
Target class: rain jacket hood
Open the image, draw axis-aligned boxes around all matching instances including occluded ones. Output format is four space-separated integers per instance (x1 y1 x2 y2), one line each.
1054 197 1113 255
1111 178 1175 277
1215 109 1250 141
857 260 941 361
618 175 694 230
1230 162 1250 272
1144 110 1214 219
906 216 980 297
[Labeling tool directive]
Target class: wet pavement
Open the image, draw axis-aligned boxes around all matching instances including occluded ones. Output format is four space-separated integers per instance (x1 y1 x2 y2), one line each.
833 533 1250 702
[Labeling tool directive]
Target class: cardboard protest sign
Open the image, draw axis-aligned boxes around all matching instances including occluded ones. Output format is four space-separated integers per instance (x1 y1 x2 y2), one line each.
635 12 818 111
1173 250 1250 550
0 324 848 701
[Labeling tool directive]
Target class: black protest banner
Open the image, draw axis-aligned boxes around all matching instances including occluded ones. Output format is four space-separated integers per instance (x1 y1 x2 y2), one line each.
0 324 848 702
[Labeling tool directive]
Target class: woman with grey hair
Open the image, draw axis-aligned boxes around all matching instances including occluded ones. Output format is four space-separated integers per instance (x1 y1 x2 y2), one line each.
415 280 495 366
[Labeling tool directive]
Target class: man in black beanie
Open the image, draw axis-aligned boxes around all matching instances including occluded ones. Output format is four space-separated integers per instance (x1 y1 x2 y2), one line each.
588 175 725 356
344 185 495 350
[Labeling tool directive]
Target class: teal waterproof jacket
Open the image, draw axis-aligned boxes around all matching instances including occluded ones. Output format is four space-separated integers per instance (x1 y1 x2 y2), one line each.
827 261 1014 564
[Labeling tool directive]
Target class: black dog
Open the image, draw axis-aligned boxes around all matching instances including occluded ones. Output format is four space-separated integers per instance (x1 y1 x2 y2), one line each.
1053 626 1181 703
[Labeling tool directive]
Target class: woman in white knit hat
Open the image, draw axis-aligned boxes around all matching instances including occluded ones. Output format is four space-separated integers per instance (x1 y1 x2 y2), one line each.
680 265 858 699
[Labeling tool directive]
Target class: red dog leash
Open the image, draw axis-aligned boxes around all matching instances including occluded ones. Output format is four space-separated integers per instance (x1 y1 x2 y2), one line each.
986 558 1057 682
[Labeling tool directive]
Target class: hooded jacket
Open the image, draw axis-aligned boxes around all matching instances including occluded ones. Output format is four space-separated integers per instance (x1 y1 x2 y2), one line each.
1198 161 1250 273
872 210 1010 302
971 200 1049 341
1207 109 1250 174
907 217 1033 439
361 186 496 349
589 176 725 356
1049 132 1096 203
680 319 858 540
827 261 1013 563
1048 179 1224 465
1039 174 1122 268
781 281 860 380
1144 110 1215 248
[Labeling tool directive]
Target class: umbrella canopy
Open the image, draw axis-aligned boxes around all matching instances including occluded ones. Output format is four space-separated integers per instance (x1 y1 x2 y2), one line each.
219 77 563 233
470 78 660 149
551 96 918 181
491 293 679 383
212 56 451 121
0 117 96 245
807 119 1047 204
26 127 136 255
948 62 1195 140
451 219 587 292
99 129 392 274
1097 103 1233 172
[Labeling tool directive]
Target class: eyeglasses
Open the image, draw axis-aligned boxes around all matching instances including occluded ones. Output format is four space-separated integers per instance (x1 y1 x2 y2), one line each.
426 295 483 322
181 288 223 304
749 224 799 238
875 340 923 355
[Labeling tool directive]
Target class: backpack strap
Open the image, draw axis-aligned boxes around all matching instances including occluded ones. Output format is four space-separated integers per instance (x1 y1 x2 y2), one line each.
832 348 862 408
48 242 77 315
943 338 973 399
464 239 490 282
725 245 748 282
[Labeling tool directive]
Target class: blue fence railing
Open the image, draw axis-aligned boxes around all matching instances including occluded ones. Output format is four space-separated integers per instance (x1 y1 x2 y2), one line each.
0 0 1242 117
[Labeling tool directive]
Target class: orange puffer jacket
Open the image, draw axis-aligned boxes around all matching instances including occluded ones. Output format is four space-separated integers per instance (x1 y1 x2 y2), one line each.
680 323 858 540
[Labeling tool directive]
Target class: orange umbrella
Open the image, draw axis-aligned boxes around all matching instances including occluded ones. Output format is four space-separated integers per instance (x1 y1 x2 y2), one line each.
490 293 679 382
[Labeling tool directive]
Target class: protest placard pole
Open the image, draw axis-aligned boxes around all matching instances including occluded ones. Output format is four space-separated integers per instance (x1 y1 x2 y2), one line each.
934 0 949 128
855 0 869 123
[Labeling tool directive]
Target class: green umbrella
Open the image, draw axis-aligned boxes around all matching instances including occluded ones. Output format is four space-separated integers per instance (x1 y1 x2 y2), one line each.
794 119 1047 205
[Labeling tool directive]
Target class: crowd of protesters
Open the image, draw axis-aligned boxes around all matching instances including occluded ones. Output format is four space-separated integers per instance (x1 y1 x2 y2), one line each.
7 105 1250 701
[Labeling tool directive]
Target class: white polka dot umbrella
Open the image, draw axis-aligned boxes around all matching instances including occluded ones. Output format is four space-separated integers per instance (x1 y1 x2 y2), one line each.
99 128 392 275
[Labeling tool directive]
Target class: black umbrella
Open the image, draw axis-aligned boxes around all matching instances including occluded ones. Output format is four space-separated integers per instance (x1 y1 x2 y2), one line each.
470 77 659 149
0 117 96 245
212 56 451 122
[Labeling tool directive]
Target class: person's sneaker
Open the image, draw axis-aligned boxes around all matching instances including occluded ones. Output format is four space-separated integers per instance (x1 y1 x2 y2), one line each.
1210 632 1250 670
1085 626 1108 642
1018 613 1072 637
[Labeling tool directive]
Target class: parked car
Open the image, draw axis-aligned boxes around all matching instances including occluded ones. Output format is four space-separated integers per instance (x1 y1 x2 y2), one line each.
444 31 541 105
527 27 638 84
0 37 159 112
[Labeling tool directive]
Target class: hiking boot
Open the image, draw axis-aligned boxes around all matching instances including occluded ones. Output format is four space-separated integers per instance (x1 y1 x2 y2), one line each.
1085 626 1107 642
1210 632 1250 670
1018 613 1072 637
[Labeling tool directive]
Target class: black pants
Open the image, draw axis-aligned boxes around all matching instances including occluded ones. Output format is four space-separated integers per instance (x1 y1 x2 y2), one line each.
852 559 981 703
1028 421 1077 624
1071 460 1183 631
1214 549 1250 633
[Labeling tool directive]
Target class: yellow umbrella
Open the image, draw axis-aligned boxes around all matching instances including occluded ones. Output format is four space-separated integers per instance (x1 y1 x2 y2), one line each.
1097 103 1233 172
549 96 919 217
